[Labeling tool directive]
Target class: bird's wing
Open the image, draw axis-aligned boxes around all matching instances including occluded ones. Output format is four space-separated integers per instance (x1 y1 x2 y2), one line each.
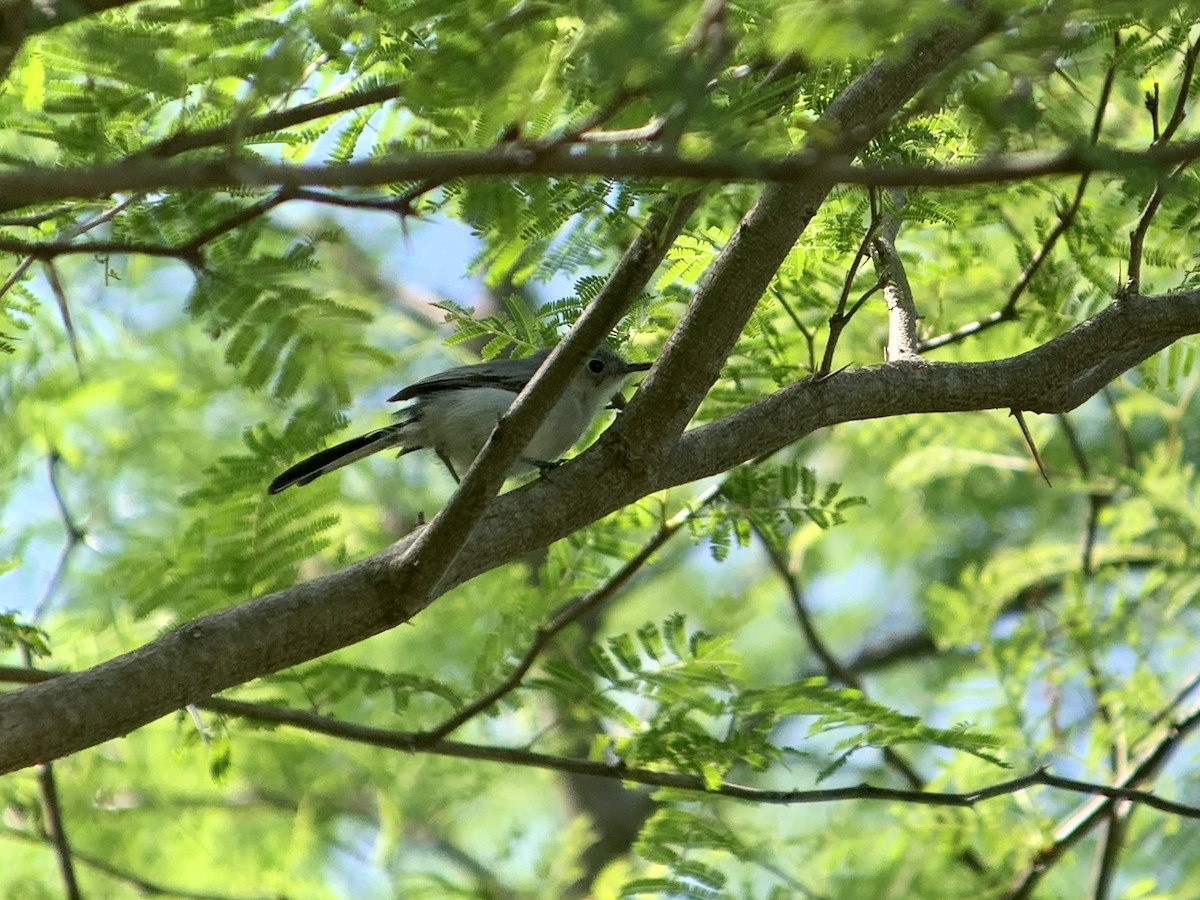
388 349 550 402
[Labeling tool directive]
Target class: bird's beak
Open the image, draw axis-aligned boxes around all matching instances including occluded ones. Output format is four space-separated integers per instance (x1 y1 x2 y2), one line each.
610 360 651 408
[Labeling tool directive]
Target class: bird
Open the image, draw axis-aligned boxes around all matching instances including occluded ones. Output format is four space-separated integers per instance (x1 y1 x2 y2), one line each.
268 345 651 494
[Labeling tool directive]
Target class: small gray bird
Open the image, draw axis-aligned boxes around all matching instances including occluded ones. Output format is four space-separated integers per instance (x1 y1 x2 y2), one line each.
268 345 651 494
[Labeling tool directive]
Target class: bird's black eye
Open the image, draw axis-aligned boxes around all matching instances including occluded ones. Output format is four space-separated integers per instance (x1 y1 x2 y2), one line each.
588 358 605 374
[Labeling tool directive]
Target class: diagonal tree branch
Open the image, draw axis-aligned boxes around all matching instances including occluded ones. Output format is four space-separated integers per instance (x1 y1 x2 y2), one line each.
139 82 406 159
621 0 1003 454
373 44 806 630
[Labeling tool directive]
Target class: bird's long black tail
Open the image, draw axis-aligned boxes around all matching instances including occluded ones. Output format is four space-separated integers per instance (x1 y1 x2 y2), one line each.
268 428 411 494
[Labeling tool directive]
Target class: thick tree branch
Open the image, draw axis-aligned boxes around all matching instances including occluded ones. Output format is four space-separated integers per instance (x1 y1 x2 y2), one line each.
870 195 919 361
669 289 1200 487
1 286 1195 774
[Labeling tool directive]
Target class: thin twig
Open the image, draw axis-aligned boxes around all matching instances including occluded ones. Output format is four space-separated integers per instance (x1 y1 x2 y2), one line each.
0 255 36 304
32 452 86 621
422 830 516 899
1122 159 1190 299
1056 414 1111 577
0 237 196 260
1060 389 1130 900
0 195 142 305
420 485 722 742
0 190 293 268
1101 388 1136 468
752 522 986 886
1090 803 1131 900
21 453 89 900
1006 706 1200 898
1134 665 1200 753
289 187 419 213
179 189 293 255
386 3 735 221
1056 413 1090 477
1 826 278 900
1121 40 1200 299
558 86 656 144
0 204 79 227
192 696 1200 819
6 664 1199 820
32 763 81 899
833 548 1163 680
818 188 885 375
751 524 984 874
42 261 84 380
1155 40 1200 145
754 527 863 691
915 308 1008 352
770 286 816 371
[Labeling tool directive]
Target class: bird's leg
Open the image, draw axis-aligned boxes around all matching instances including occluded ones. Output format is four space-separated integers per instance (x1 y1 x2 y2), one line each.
523 457 563 477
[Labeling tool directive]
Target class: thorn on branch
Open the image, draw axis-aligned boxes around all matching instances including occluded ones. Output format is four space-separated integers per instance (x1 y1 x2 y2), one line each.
42 262 83 381
1010 409 1051 486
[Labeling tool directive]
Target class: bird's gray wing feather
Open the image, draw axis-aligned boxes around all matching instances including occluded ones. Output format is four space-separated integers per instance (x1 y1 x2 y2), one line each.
388 349 550 402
